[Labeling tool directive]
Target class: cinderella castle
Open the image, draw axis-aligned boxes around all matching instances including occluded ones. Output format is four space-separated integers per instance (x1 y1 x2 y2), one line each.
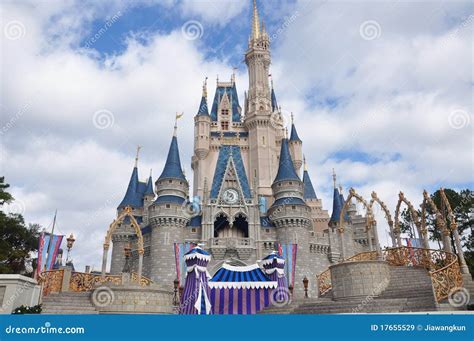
108 1 374 297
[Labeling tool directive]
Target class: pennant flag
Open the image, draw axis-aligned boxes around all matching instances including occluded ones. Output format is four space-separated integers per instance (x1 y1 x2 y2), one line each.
37 233 64 275
174 242 195 287
278 243 298 287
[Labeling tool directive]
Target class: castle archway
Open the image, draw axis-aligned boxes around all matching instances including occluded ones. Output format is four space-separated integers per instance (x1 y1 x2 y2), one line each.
213 212 249 238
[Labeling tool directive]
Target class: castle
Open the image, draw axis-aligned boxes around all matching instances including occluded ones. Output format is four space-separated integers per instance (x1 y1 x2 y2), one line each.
108 1 375 297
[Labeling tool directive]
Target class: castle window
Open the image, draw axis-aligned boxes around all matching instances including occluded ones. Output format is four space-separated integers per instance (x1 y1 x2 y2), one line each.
221 121 229 130
292 205 296 210
265 228 270 233
191 228 197 233
169 180 172 183
166 204 171 208
289 181 293 185
221 109 229 116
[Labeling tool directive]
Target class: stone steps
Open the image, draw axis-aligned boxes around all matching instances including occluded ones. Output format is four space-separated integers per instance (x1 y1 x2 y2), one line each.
41 292 98 315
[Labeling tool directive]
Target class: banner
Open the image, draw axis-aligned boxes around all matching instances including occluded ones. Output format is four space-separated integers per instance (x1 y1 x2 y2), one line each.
278 243 298 287
37 233 64 275
174 242 195 287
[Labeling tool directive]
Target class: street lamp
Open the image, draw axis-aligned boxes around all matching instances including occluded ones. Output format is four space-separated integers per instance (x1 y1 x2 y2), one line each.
303 276 309 298
65 233 75 264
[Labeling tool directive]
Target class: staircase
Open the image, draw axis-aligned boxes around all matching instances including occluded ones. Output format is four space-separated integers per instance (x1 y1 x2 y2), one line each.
41 292 99 314
261 265 437 314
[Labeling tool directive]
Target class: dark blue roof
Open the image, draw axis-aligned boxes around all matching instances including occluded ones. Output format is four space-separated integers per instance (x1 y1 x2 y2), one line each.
144 176 154 196
262 252 284 261
196 95 209 116
271 197 306 208
303 170 317 200
210 264 271 283
118 167 143 209
289 123 302 142
185 247 210 257
210 83 241 122
329 188 349 223
210 145 251 199
188 215 202 227
271 88 278 112
154 195 185 205
273 139 300 183
158 135 186 181
141 225 151 235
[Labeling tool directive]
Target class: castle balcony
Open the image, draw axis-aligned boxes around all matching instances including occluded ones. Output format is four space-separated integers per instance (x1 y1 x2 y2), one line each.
209 237 255 261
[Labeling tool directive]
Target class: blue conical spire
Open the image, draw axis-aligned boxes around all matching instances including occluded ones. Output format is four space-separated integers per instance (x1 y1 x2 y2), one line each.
144 173 154 196
271 87 278 112
289 123 301 142
118 166 143 208
274 138 300 183
329 187 342 223
158 135 186 181
196 78 209 116
303 170 317 200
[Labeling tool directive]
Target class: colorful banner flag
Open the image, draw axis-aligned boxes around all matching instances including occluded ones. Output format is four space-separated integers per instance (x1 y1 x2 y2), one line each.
278 243 298 287
174 242 195 287
37 232 64 275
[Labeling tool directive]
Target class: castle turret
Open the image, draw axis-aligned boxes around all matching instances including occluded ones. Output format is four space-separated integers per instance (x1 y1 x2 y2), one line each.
268 137 312 297
149 125 190 286
289 115 303 174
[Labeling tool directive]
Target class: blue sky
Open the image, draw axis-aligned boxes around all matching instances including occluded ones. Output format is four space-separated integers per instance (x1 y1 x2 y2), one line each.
1 0 472 270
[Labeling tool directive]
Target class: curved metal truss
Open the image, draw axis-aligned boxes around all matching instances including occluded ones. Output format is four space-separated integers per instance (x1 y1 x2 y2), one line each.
369 191 395 247
422 190 451 253
393 192 427 248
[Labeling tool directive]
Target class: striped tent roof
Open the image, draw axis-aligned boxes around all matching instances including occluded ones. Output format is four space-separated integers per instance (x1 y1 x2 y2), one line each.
260 252 285 266
184 246 211 261
209 263 277 289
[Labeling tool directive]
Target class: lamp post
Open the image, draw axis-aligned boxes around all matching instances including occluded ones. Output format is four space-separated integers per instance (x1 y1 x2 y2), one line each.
303 276 309 298
173 278 179 306
65 233 75 264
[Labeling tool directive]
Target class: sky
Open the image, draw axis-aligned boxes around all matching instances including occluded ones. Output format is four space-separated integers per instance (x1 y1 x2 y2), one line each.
1 0 472 272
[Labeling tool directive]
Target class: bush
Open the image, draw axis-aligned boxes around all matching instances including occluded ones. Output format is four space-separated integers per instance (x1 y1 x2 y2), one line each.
12 304 42 314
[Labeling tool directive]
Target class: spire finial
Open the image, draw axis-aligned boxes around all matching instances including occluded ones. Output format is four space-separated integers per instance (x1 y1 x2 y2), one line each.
232 67 237 84
332 168 336 189
303 155 307 171
251 0 260 40
291 112 294 124
202 77 208 98
285 127 288 139
270 74 274 89
174 112 184 136
149 168 152 177
134 145 142 168
339 183 343 193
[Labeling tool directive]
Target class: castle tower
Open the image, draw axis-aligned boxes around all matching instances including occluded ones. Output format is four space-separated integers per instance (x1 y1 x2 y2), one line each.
244 0 279 198
143 171 155 225
192 79 211 199
268 137 312 297
110 153 144 275
302 158 329 233
149 126 190 287
289 115 303 174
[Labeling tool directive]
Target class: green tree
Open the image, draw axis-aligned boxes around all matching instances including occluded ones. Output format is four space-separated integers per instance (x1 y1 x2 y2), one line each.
0 177 41 274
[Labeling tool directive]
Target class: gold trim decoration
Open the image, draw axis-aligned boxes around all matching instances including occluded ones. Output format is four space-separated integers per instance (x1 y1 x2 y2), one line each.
40 269 64 296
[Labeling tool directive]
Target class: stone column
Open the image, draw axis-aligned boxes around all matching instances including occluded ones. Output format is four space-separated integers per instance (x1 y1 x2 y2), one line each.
338 227 346 260
101 245 109 278
442 231 453 253
366 225 373 251
137 250 144 282
372 221 382 259
453 229 469 274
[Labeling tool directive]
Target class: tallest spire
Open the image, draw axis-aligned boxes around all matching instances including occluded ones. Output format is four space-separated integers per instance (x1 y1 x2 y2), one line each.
251 0 260 40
